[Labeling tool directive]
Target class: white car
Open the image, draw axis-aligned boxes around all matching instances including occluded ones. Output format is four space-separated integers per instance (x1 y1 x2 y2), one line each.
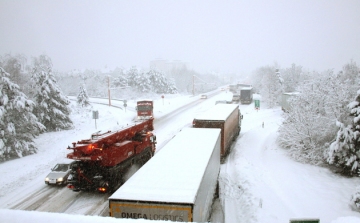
45 162 73 185
200 94 207 99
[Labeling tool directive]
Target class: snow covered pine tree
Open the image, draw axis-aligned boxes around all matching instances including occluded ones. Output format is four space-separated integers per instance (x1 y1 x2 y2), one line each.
77 84 90 107
327 89 360 176
31 55 73 131
0 67 45 160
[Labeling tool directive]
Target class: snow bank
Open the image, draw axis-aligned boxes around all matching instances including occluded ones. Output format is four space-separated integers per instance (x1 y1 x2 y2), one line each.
0 209 151 223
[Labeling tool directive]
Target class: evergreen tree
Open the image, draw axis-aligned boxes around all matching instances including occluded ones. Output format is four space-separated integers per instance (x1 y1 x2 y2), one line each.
148 69 178 94
31 55 73 131
0 54 32 96
327 89 360 175
136 71 151 93
127 66 140 88
0 67 45 160
113 74 128 88
252 65 283 108
77 84 90 107
127 67 151 93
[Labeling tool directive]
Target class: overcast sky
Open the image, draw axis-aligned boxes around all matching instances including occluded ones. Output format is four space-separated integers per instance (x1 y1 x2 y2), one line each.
1 0 359 75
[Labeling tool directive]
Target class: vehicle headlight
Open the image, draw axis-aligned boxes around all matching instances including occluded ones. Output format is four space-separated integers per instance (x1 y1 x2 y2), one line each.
57 177 63 182
45 177 49 182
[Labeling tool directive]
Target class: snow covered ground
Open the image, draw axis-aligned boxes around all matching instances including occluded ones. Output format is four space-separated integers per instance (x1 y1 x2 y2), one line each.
1 91 360 223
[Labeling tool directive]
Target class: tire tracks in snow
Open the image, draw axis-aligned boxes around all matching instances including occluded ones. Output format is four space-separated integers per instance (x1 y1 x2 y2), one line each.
10 186 60 211
218 108 284 223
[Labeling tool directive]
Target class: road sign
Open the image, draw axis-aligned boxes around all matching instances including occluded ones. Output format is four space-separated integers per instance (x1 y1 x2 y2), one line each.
92 110 99 129
92 110 99 119
255 99 260 109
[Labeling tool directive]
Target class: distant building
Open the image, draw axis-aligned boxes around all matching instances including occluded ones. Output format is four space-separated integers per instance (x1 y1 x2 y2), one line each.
150 58 188 74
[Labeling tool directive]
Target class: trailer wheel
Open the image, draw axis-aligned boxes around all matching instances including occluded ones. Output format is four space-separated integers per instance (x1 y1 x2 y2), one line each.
215 181 220 198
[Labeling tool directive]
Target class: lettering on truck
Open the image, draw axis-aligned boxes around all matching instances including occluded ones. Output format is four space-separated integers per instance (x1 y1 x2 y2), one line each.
138 102 152 106
121 213 184 221
110 202 192 222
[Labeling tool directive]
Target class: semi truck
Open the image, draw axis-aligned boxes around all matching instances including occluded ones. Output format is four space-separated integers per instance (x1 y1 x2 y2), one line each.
66 118 157 193
232 92 240 102
109 128 221 222
240 87 253 104
192 104 242 162
136 100 154 119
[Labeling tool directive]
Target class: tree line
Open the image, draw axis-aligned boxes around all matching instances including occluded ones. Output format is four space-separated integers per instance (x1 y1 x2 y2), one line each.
251 61 360 177
0 54 183 161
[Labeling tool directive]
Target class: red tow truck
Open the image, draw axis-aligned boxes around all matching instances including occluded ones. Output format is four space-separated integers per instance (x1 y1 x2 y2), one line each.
66 118 157 193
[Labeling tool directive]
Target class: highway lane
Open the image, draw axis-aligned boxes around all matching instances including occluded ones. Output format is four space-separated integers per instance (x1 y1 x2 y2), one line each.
12 91 234 217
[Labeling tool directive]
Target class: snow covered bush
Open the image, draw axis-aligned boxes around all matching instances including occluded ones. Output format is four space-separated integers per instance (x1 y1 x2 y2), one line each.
278 62 360 166
277 96 333 165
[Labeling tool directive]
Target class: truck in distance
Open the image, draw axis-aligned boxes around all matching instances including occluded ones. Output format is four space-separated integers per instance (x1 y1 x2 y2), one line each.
240 87 253 104
192 104 242 162
135 100 154 119
232 92 240 102
109 128 221 222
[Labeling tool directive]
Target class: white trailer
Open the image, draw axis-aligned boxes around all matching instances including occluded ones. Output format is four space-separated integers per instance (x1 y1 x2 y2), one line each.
281 92 299 112
109 128 221 222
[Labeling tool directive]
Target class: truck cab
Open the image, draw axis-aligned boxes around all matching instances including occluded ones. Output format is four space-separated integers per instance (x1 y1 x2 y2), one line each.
136 100 154 119
232 94 240 102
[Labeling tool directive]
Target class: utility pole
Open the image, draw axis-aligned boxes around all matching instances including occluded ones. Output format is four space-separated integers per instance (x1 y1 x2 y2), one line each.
108 76 111 106
192 75 195 96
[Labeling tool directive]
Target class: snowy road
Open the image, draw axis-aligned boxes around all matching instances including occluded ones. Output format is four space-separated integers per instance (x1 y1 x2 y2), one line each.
0 91 233 218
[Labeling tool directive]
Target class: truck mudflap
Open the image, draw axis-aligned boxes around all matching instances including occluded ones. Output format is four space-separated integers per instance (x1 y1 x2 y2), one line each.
109 201 193 222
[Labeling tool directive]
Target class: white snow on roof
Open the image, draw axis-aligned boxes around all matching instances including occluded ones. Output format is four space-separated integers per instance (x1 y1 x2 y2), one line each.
137 99 153 102
109 128 221 204
241 87 253 90
193 104 238 121
283 92 300 96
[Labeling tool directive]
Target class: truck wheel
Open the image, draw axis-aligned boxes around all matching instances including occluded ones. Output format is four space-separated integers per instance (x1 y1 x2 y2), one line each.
139 149 152 165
